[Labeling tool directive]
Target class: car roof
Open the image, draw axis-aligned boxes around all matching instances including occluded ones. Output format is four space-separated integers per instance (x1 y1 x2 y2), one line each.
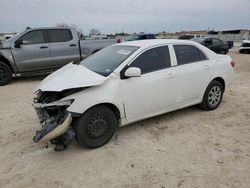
26 27 75 30
133 33 155 36
116 39 198 48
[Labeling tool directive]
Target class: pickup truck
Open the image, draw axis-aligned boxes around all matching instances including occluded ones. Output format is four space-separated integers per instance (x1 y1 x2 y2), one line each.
0 27 117 85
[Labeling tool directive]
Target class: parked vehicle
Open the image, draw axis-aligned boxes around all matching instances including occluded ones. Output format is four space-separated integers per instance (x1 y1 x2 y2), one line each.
239 40 250 54
192 37 229 54
33 39 235 151
126 33 156 41
0 27 117 86
178 34 204 40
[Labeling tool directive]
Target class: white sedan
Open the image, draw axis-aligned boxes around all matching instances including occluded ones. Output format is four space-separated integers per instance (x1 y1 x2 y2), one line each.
33 39 235 151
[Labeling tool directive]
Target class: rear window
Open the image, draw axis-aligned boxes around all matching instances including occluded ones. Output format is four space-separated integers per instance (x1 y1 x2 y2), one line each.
49 29 73 43
174 45 207 65
212 39 222 45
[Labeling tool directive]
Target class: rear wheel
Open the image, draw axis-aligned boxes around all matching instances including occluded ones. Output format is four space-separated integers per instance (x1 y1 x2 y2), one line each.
75 106 117 148
0 61 12 86
239 49 245 54
200 80 224 111
220 49 227 54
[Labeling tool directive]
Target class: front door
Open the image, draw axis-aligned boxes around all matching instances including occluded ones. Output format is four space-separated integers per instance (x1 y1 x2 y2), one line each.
121 46 178 121
11 30 51 72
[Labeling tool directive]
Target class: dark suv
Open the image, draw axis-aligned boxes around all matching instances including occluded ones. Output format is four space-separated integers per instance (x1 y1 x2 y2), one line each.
126 33 156 41
192 38 229 54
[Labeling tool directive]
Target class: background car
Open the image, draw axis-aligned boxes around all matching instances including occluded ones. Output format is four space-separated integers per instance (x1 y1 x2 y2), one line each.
239 40 250 54
178 34 204 40
0 27 117 86
126 33 156 41
192 37 229 54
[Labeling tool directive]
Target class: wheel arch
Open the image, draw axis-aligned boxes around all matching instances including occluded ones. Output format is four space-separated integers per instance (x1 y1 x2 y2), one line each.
70 101 123 120
0 55 13 73
212 77 225 92
200 76 226 102
90 103 121 120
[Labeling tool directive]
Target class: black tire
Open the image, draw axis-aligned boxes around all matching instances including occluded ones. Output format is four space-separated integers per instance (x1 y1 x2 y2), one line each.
239 49 245 54
75 106 117 148
200 80 224 111
220 49 228 55
0 61 12 86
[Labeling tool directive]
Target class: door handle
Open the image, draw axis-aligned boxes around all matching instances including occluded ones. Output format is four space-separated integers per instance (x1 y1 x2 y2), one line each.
40 46 48 49
165 72 176 79
69 44 77 47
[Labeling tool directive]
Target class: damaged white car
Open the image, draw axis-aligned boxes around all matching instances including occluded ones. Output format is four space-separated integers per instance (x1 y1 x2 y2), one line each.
33 39 235 151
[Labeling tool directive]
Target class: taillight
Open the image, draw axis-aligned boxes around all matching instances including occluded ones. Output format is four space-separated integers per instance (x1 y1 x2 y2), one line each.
230 61 235 67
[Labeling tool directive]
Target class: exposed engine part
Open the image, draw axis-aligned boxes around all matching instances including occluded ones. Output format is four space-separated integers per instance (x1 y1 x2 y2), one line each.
34 88 86 103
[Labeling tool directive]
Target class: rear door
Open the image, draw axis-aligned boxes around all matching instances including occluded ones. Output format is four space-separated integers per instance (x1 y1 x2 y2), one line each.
11 30 51 72
173 45 213 104
48 29 80 68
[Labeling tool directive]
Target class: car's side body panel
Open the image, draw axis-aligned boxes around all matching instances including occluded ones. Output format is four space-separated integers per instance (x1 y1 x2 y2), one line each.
120 66 178 122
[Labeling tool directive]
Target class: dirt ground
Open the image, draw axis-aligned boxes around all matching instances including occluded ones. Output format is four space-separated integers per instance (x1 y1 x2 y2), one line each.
0 50 249 188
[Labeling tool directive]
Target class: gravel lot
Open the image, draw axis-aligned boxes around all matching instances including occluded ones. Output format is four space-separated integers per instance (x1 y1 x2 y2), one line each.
0 50 249 188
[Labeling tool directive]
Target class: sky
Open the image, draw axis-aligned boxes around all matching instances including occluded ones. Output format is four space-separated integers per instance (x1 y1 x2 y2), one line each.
0 0 249 34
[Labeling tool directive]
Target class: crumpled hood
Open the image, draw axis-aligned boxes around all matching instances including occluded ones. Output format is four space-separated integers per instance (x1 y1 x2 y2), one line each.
35 62 107 92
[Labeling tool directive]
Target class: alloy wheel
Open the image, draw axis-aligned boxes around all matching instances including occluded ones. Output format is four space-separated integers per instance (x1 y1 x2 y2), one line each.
208 86 222 107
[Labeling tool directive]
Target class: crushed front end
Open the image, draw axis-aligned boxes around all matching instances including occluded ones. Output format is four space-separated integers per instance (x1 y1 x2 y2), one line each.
32 89 81 151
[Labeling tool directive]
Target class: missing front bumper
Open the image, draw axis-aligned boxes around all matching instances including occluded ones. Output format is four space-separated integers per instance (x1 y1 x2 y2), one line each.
33 113 72 143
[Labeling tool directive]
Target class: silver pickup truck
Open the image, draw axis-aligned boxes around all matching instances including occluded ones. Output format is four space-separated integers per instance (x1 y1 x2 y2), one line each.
0 27 117 85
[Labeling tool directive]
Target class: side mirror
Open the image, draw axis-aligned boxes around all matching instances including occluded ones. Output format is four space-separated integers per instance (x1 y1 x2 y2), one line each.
124 67 141 78
14 39 23 48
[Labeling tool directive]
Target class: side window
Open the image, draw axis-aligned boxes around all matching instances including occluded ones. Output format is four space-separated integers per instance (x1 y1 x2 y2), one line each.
243 43 250 47
49 29 73 43
129 46 171 74
19 30 45 45
174 45 207 65
212 39 222 45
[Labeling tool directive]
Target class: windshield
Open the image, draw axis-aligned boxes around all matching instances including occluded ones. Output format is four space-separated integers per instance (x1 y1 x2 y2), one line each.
81 45 139 76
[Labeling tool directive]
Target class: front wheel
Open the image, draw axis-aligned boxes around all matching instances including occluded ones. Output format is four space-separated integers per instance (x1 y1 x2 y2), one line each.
0 61 12 86
200 80 224 111
75 106 118 148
